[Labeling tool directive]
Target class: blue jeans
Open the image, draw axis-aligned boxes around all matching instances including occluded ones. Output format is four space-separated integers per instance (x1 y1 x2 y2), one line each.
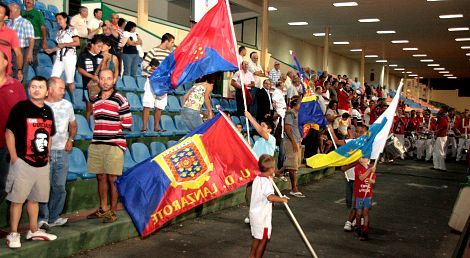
181 107 203 130
39 150 68 223
122 53 140 77
0 148 9 203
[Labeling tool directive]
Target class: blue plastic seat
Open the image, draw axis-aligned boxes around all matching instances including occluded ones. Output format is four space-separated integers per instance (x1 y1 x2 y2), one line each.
124 115 143 138
150 142 166 156
36 66 52 78
68 147 96 179
34 1 46 10
173 84 186 95
43 10 55 21
38 53 52 67
75 70 83 86
66 172 78 182
64 91 72 103
123 75 139 91
166 95 182 112
126 92 143 111
143 116 160 137
136 76 146 92
160 115 182 136
75 114 93 140
131 142 151 163
123 148 137 172
72 89 86 111
211 98 220 110
174 115 190 134
167 140 179 148
231 116 241 125
115 77 125 90
47 4 59 14
229 99 237 110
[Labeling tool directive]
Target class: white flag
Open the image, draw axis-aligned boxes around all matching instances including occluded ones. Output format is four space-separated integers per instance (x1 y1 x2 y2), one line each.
370 80 404 159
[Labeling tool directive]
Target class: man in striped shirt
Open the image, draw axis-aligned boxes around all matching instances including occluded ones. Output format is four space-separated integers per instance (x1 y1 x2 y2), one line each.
141 33 175 132
87 69 132 223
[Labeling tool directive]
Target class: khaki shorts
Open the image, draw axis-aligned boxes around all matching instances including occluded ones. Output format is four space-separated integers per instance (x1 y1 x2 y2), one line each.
6 158 50 203
283 139 301 171
88 144 124 176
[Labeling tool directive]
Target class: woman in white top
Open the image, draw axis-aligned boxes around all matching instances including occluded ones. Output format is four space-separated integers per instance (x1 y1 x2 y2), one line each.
46 12 80 94
181 74 216 130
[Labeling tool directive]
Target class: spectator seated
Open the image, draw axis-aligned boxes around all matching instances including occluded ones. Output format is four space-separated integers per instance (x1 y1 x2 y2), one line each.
75 114 93 140
150 141 166 156
131 142 151 163
68 147 96 179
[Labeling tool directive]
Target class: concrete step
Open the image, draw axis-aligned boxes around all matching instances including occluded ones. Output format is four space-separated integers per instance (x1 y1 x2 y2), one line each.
0 167 335 257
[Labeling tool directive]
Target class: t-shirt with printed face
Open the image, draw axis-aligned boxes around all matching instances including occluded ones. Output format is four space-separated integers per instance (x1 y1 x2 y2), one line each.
6 100 56 167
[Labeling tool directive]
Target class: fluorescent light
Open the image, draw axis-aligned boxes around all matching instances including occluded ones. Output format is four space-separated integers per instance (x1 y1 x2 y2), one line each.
313 32 332 37
409 74 419 77
350 49 362 52
439 14 463 19
412 54 427 57
268 6 277 11
427 0 446 1
392 40 409 44
427 64 440 67
461 46 470 49
434 68 445 70
389 64 398 67
403 48 418 51
420 59 434 62
365 55 378 58
376 60 388 63
466 53 470 56
333 2 358 7
288 22 308 26
377 30 396 34
448 27 469 31
443 74 453 76
438 71 449 73
406 71 412 74
448 77 457 79
358 18 380 23
456 38 470 41
333 41 350 45
394 68 405 71
419 77 424 79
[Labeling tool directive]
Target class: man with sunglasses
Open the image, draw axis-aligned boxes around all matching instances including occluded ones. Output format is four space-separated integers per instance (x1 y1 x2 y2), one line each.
5 76 57 248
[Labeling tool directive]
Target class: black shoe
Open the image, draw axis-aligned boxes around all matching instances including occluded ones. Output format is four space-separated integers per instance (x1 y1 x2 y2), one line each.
354 226 362 237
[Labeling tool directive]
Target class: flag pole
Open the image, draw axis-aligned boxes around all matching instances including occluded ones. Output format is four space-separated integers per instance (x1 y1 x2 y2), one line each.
225 0 251 145
327 127 338 150
270 178 319 258
217 108 319 258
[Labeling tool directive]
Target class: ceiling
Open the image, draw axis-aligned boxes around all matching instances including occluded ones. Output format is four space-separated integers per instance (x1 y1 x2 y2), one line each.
266 0 470 79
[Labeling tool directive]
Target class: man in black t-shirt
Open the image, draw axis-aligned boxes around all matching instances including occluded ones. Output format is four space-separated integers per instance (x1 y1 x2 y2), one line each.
5 76 57 248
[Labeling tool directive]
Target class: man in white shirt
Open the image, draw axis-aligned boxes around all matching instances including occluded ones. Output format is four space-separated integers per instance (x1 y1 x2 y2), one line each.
231 61 254 116
88 8 103 39
268 62 281 83
248 52 264 89
237 46 246 68
315 86 327 114
70 6 89 55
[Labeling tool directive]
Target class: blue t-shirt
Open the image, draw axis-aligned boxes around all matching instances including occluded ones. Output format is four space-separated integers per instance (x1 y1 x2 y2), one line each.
253 134 276 157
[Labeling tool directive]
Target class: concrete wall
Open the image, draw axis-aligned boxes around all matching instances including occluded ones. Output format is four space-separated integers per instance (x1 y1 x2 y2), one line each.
431 89 470 112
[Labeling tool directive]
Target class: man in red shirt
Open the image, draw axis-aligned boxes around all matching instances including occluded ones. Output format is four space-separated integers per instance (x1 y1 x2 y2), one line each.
457 109 469 162
0 49 26 203
393 109 407 159
446 108 461 159
337 81 352 115
353 158 376 241
432 106 449 171
0 3 23 81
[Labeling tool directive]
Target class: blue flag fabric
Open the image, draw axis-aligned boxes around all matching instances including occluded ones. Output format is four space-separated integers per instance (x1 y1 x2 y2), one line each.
298 95 329 138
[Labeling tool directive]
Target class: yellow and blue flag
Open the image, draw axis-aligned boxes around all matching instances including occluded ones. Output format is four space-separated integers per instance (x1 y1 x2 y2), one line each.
306 117 388 169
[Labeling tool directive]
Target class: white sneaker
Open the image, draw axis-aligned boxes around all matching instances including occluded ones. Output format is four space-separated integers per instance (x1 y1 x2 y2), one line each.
49 217 68 227
244 217 250 224
344 221 352 232
26 229 57 241
6 232 21 249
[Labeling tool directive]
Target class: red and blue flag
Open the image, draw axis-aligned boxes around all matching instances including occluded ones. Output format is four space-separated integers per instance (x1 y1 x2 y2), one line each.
116 114 259 237
150 0 238 96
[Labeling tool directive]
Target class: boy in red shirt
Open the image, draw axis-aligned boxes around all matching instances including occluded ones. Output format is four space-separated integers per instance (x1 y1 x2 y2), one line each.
353 158 376 241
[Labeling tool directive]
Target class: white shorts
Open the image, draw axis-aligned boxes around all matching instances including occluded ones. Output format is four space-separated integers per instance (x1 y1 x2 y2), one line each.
142 78 168 110
51 54 77 84
251 224 271 240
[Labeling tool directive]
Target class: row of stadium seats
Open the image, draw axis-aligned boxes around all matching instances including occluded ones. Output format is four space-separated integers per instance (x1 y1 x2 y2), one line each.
66 140 181 181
